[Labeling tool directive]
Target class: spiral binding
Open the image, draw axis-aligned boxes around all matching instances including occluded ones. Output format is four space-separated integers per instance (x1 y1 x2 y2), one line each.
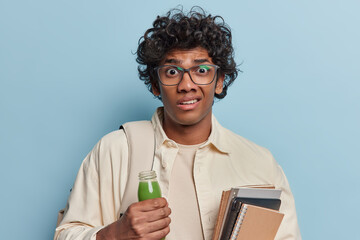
229 204 248 240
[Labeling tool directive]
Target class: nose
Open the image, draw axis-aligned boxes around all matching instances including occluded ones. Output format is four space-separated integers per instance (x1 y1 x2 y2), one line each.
177 71 198 92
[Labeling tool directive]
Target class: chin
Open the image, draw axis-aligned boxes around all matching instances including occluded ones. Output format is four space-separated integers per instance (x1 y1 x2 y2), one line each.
174 112 208 127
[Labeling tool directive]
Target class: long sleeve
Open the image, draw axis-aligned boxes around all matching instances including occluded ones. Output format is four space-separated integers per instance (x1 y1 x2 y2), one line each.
54 130 129 240
272 161 302 240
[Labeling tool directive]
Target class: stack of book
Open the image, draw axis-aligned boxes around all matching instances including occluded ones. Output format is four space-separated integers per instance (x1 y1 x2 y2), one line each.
212 185 284 240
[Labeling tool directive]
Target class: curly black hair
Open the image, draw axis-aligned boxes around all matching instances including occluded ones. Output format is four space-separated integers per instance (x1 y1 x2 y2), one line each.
136 6 238 99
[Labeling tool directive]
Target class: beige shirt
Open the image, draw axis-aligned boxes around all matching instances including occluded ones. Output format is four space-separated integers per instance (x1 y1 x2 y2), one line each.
55 108 301 240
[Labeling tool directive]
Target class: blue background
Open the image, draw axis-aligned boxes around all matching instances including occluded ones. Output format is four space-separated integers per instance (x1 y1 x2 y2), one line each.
1 0 359 239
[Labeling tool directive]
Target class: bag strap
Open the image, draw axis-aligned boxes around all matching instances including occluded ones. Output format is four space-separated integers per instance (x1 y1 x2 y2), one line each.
119 120 155 215
56 121 155 226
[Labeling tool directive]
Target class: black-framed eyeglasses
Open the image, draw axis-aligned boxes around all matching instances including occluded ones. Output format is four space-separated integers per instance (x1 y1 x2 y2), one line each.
154 64 220 86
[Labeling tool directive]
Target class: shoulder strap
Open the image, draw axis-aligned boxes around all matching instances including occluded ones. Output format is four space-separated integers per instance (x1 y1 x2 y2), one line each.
119 120 155 215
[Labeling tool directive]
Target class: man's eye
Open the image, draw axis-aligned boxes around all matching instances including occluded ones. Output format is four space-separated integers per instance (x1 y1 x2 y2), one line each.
197 65 211 74
166 68 180 76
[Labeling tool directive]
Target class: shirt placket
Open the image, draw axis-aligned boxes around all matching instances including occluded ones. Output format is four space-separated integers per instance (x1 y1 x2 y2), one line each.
153 141 178 198
193 146 219 240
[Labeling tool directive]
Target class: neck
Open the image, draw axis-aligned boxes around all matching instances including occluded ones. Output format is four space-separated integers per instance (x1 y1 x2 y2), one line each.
162 113 212 145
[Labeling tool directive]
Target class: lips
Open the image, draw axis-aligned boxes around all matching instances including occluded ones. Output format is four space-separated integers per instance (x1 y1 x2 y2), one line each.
177 96 201 105
177 97 201 110
179 99 198 105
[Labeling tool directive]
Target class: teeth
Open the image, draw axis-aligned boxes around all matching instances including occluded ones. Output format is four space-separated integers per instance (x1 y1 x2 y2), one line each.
180 99 198 105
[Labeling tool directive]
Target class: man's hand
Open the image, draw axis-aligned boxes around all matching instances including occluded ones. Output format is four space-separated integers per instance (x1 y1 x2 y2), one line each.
96 197 171 240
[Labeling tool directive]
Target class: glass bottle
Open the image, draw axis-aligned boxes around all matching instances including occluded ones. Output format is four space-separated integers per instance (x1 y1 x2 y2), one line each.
138 170 162 201
138 170 165 240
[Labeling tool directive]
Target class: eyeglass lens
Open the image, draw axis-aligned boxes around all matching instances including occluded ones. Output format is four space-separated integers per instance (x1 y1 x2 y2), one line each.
157 65 217 85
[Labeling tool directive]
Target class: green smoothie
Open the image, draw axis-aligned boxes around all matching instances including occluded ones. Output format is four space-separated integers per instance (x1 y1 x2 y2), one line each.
138 180 162 201
138 171 164 240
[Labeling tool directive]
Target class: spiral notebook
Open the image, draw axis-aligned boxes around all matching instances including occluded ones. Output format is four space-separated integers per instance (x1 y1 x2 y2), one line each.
220 197 281 240
229 204 284 240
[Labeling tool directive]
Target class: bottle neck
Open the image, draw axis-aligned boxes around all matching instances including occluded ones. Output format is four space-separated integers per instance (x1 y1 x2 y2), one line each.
138 170 157 181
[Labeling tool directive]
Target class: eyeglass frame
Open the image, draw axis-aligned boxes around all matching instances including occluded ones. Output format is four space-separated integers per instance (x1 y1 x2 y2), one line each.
154 64 220 86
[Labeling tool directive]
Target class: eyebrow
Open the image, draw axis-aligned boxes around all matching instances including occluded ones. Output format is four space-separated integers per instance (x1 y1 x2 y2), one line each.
164 59 181 64
163 58 211 64
194 59 210 64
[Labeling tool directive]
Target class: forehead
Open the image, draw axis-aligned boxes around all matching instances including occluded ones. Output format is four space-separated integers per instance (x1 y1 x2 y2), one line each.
161 47 212 65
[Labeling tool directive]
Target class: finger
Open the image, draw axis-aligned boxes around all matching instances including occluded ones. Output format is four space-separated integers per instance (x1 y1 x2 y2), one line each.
146 217 171 233
127 205 171 227
125 200 170 226
144 205 171 222
129 217 170 238
136 197 168 212
134 218 170 239
144 225 170 240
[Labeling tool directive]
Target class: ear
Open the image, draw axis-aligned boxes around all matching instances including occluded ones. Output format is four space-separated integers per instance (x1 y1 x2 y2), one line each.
215 74 225 94
151 82 161 96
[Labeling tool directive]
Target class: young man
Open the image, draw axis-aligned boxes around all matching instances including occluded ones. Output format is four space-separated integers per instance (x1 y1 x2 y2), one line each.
55 8 301 240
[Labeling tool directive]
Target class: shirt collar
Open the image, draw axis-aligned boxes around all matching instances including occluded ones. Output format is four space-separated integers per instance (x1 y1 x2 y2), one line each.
151 107 171 150
151 107 231 154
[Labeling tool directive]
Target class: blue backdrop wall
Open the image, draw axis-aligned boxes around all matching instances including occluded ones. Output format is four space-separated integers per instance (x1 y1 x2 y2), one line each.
1 1 359 239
